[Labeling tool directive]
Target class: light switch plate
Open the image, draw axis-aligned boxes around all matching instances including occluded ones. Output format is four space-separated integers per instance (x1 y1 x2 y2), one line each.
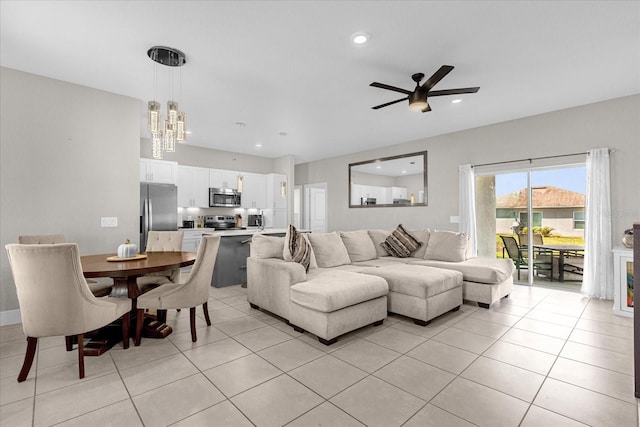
101 217 118 227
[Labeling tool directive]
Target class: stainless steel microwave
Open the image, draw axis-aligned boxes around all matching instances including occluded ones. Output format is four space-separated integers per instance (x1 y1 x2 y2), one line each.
209 188 241 207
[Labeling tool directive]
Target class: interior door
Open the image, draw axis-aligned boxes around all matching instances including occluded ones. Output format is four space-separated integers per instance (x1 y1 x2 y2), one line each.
304 183 327 233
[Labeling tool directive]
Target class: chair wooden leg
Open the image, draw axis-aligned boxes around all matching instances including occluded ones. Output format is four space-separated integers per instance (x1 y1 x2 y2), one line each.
121 312 130 349
65 335 73 351
77 333 85 379
203 302 211 326
134 309 145 346
190 307 197 342
17 337 37 382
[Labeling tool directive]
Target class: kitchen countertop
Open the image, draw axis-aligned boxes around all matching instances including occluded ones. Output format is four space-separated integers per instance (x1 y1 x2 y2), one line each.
180 227 304 237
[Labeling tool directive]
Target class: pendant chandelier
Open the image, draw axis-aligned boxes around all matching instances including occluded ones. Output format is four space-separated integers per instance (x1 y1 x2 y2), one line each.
147 46 187 159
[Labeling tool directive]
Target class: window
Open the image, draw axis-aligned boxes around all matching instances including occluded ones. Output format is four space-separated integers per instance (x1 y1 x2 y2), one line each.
519 212 542 228
573 211 585 230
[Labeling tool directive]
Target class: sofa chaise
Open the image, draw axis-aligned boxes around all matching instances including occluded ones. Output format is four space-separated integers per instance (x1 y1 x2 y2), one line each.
247 226 515 345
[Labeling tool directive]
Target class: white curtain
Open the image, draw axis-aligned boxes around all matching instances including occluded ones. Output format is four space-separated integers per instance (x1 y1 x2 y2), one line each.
459 164 477 257
582 148 613 299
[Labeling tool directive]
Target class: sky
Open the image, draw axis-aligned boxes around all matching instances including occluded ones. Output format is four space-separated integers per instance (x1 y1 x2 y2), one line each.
495 167 586 197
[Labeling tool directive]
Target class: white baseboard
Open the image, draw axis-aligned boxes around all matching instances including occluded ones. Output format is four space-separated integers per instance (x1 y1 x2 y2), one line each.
0 309 21 326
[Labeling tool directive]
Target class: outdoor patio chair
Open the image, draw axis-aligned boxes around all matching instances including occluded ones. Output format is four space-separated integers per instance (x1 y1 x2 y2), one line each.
501 235 553 281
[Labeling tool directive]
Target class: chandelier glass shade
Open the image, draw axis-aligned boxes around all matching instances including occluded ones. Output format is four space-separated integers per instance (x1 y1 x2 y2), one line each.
147 46 187 159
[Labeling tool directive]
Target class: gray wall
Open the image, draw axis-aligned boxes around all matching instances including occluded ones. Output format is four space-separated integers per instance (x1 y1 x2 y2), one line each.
1 67 140 315
140 138 276 174
295 95 640 240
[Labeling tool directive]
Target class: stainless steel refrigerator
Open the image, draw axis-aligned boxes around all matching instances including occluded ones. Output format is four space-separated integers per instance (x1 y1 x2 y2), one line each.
140 183 178 251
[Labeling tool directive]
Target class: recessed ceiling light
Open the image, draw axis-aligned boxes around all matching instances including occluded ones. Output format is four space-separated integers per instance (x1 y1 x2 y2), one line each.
255 143 262 147
402 170 407 174
186 131 192 134
376 166 382 169
235 121 246 127
351 32 370 45
451 99 462 104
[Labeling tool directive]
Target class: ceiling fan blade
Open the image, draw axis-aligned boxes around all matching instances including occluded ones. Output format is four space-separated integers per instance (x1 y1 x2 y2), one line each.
421 104 432 113
428 87 480 97
370 82 412 95
372 97 408 109
421 65 454 91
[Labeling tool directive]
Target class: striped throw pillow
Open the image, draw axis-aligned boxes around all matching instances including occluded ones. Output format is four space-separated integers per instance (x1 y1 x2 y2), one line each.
287 225 311 272
380 224 422 258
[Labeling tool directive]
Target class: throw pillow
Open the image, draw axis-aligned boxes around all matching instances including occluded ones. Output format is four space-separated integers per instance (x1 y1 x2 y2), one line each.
250 234 284 259
380 224 422 258
307 232 352 268
284 225 311 272
339 230 378 262
424 230 469 262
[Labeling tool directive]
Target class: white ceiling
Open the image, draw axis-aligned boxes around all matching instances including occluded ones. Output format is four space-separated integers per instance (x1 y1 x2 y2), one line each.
1 1 639 164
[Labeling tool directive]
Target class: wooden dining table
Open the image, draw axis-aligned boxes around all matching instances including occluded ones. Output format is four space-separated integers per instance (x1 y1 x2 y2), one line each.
80 251 196 354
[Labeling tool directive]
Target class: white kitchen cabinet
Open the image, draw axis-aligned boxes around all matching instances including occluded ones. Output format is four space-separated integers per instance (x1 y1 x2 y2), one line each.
210 169 240 190
140 158 178 184
263 208 287 228
177 165 210 207
392 186 408 201
240 172 266 209
613 247 634 317
266 173 287 210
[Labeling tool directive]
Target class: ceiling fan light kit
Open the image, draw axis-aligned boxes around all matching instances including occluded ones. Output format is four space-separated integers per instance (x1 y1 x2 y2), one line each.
370 65 479 113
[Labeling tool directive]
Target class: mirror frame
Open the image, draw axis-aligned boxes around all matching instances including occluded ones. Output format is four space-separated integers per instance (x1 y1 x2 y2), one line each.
348 151 428 208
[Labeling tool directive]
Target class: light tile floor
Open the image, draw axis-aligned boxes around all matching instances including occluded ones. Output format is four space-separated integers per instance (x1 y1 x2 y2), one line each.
1 284 638 426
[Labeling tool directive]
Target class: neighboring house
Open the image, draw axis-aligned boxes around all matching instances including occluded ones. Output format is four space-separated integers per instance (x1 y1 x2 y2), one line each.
496 186 585 237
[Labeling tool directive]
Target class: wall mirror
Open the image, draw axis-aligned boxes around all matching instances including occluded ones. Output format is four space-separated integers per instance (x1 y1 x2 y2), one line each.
349 151 427 208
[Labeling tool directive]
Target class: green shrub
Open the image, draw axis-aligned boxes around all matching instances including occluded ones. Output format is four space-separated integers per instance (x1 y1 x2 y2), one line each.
520 226 554 237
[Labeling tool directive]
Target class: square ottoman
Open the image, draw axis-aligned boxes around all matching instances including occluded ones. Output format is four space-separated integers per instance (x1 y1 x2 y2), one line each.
289 271 388 345
363 264 463 325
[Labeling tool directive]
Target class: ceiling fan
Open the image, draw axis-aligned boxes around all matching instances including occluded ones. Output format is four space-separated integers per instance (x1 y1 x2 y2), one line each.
370 65 479 113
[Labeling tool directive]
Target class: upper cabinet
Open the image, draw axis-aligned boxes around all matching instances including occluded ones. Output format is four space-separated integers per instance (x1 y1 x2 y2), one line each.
210 169 240 190
140 159 178 184
240 172 266 209
177 165 210 207
266 173 287 210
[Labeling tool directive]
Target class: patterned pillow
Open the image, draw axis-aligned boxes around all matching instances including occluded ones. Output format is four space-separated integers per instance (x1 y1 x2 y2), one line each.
286 225 311 272
380 224 422 258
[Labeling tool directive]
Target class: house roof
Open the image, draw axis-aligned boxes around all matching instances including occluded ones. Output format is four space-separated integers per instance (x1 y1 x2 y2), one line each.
496 186 585 209
1 2 639 163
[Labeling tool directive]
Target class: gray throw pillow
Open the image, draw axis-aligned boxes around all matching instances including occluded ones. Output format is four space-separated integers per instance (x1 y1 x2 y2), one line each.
285 225 311 272
380 224 422 258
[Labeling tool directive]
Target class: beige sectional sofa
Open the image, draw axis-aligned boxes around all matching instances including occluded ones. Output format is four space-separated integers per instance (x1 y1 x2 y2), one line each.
247 227 515 345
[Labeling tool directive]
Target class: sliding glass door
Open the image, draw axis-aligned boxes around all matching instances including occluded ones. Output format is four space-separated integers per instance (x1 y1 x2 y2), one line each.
476 164 585 290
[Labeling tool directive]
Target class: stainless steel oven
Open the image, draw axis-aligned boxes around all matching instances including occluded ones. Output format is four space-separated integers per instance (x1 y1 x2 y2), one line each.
209 188 241 207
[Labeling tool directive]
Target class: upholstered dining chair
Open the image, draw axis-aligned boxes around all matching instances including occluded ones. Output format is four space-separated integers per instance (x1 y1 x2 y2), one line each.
18 234 113 298
5 243 131 382
137 230 185 292
134 234 221 345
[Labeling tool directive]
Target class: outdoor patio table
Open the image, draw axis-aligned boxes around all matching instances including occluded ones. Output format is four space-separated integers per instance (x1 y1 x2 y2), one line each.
533 244 585 282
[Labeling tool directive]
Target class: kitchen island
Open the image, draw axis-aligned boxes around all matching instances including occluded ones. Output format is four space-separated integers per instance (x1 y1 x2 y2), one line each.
181 228 300 287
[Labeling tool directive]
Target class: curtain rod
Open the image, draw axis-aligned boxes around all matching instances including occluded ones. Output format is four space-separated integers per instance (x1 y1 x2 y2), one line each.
471 151 589 168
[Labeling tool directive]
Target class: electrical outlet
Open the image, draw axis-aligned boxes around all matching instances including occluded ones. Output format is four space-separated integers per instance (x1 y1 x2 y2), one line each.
101 217 118 227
